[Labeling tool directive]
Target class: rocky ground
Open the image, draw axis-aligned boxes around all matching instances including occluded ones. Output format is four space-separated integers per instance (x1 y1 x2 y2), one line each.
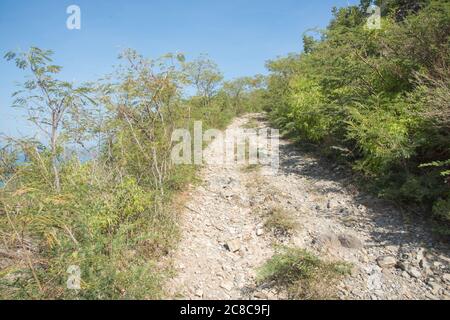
166 114 450 300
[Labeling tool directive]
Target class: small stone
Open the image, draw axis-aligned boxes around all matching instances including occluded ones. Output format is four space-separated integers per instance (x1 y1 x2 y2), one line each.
266 291 278 300
425 292 437 300
376 256 397 269
256 228 264 236
433 261 442 268
402 271 411 279
254 292 268 300
385 245 397 253
234 274 245 287
442 273 450 283
222 265 232 273
429 282 443 295
408 267 422 279
360 255 370 263
220 281 234 291
195 289 203 297
225 238 241 252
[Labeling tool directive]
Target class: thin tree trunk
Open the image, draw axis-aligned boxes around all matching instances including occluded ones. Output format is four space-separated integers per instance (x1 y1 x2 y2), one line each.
51 113 61 192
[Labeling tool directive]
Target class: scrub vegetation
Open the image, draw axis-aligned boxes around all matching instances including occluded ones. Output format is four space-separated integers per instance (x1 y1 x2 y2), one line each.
263 0 450 235
0 48 263 299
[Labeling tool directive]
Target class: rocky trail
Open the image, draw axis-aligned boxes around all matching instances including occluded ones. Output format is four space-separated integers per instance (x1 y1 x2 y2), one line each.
166 114 450 300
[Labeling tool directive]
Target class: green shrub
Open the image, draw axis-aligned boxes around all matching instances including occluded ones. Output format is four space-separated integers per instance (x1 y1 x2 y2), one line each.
0 158 176 299
257 247 351 300
288 77 331 142
263 0 450 234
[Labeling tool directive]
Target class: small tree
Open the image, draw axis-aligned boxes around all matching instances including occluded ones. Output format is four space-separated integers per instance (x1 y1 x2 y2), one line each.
99 49 186 195
184 55 223 111
5 47 93 192
223 76 265 114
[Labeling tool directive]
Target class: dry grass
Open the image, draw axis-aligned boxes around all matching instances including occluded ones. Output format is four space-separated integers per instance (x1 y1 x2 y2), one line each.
241 164 261 173
264 206 298 236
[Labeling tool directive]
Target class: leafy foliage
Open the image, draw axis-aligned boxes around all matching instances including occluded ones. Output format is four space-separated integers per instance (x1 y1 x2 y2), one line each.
0 47 263 299
264 0 450 233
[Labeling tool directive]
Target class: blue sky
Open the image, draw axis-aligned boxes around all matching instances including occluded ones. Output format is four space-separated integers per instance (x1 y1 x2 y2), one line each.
0 0 358 137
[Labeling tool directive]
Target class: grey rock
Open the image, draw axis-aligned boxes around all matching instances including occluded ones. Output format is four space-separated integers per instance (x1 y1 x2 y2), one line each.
377 256 397 269
225 238 241 252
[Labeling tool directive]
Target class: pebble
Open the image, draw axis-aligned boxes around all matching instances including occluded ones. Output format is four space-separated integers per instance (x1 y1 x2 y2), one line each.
442 273 450 282
195 289 203 297
220 281 234 292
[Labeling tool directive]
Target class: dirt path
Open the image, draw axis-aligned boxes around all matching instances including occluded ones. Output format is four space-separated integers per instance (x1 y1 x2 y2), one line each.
166 114 450 300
